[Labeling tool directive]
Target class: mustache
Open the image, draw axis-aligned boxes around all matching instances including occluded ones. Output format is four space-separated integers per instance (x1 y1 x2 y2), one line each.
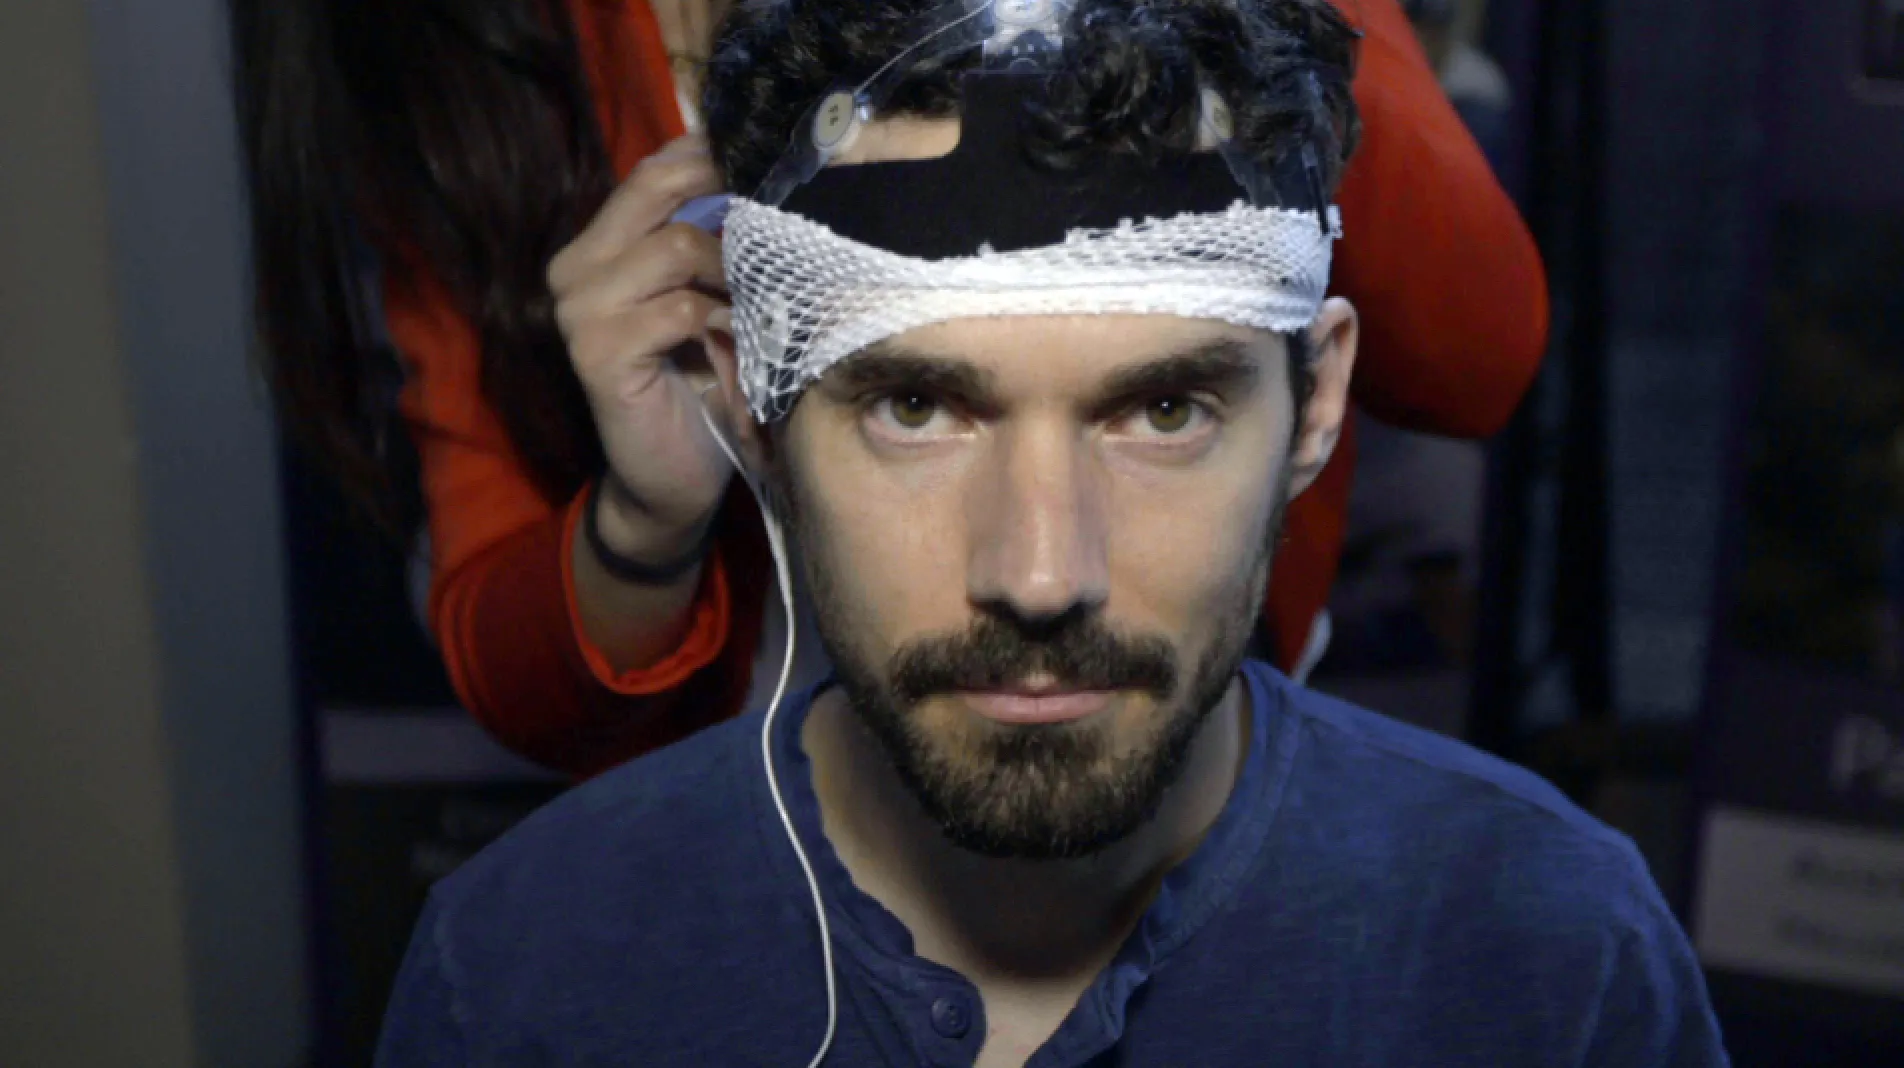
888 614 1179 703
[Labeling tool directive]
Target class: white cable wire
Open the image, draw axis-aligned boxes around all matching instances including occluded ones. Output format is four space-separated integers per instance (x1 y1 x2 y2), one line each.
698 393 838 1068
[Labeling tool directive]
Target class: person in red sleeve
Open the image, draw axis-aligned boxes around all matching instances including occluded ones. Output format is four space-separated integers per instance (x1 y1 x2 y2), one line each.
235 0 1547 780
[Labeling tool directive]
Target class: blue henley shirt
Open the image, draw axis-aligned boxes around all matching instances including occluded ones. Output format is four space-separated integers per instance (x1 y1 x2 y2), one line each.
378 660 1728 1066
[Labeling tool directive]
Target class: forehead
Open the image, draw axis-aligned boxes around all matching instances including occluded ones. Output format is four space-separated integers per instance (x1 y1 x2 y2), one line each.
830 116 964 166
814 314 1288 403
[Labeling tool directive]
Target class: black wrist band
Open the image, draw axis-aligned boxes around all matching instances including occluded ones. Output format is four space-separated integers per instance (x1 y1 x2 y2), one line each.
583 476 714 586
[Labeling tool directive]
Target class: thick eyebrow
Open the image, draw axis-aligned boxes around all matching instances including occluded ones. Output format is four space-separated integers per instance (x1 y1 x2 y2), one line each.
820 344 1001 409
818 336 1264 414
1085 338 1265 415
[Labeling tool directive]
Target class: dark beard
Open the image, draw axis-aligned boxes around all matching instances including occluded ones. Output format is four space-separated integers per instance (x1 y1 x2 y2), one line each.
834 610 1255 859
780 449 1287 860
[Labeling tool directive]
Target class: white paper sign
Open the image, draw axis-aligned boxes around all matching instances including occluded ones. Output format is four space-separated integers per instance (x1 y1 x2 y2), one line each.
1694 807 1904 998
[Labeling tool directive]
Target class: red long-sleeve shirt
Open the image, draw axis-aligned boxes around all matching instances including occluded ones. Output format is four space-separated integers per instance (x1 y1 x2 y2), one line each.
388 0 1549 779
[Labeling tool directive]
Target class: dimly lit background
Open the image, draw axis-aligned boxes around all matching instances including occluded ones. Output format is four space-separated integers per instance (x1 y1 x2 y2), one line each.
3 0 1900 1064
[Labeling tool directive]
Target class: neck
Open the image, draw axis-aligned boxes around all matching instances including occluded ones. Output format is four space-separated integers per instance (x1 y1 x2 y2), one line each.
803 678 1251 983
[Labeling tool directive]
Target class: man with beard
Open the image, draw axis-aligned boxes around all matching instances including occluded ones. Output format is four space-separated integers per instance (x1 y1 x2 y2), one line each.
377 2 1726 1065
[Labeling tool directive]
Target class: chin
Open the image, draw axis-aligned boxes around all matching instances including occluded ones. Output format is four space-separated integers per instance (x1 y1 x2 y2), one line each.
870 692 1199 860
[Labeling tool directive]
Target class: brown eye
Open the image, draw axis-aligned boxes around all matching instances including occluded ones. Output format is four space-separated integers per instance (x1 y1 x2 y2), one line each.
1145 397 1196 434
886 393 939 429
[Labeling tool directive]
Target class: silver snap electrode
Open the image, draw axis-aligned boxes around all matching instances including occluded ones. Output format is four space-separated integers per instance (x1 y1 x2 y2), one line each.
811 90 862 155
1200 87 1234 144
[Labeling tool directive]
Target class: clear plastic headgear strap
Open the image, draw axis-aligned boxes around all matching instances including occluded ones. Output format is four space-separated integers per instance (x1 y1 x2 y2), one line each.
751 0 1005 206
750 0 1281 212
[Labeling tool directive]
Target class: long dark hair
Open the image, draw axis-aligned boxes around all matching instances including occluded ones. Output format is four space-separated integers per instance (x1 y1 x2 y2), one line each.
231 0 621 532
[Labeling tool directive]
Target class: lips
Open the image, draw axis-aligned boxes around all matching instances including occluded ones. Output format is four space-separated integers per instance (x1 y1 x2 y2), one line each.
956 687 1116 725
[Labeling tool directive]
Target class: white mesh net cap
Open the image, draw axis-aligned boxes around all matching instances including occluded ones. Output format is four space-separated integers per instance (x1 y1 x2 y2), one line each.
724 197 1343 422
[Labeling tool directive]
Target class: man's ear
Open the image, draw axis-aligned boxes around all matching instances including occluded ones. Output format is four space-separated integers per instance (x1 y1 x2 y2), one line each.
1288 297 1359 498
701 306 773 480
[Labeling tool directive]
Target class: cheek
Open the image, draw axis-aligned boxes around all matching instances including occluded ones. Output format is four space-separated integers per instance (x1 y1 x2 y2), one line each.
799 448 972 651
1106 443 1283 635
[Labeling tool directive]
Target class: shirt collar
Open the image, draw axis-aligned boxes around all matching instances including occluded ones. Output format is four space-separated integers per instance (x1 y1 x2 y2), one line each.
755 660 1299 989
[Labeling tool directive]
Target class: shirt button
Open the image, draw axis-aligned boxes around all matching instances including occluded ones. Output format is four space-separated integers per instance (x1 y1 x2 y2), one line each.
929 996 971 1039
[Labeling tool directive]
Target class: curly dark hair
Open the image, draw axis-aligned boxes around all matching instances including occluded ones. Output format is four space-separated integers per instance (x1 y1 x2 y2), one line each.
704 0 1360 202
703 0 1362 416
